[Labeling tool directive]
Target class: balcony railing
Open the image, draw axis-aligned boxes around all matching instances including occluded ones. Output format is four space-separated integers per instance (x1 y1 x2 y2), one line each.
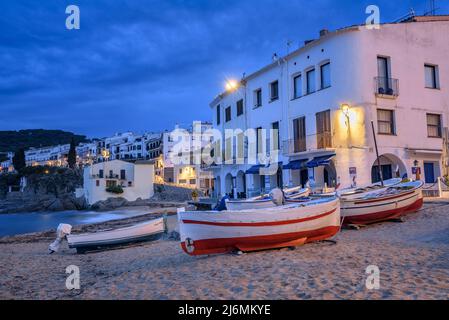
375 77 399 97
282 138 307 155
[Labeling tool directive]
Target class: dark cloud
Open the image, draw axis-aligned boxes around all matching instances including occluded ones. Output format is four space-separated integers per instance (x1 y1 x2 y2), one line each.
0 0 447 137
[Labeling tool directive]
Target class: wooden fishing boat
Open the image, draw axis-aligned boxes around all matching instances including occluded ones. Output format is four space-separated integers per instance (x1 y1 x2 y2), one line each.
225 187 310 211
67 218 166 254
340 180 424 225
178 196 340 256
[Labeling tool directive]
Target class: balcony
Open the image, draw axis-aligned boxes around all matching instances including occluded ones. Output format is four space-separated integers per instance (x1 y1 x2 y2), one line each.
374 77 399 98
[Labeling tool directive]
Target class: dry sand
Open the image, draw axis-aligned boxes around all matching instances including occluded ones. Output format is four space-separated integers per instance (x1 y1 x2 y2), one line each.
0 201 448 300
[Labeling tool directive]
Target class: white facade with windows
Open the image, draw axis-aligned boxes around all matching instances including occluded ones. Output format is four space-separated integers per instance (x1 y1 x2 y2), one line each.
209 16 449 199
82 159 154 205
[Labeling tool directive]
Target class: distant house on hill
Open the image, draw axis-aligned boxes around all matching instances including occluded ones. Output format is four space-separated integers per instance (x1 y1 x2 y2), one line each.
82 159 154 205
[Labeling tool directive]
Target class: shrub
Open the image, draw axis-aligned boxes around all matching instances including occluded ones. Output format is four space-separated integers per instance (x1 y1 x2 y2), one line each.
106 185 124 194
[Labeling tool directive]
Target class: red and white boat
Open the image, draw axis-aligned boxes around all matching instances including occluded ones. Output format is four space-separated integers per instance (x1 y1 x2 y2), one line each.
178 196 340 256
340 180 424 225
225 187 310 211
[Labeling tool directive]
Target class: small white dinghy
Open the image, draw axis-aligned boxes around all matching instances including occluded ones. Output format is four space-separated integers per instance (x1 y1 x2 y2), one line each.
67 218 166 254
225 187 310 211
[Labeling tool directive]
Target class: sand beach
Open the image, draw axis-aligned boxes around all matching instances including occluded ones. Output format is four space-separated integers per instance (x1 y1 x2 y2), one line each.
0 201 448 300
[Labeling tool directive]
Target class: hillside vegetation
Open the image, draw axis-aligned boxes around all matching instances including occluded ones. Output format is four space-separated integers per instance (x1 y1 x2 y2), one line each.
0 129 88 153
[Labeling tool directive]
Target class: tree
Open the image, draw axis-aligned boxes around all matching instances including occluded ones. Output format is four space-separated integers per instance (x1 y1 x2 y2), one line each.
68 138 77 169
12 148 26 172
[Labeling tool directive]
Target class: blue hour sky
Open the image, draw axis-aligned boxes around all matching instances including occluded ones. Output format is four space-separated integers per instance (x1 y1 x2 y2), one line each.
0 0 447 138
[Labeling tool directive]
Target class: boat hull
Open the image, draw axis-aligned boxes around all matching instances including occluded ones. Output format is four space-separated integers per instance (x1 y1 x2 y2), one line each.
67 218 165 253
179 198 340 256
341 182 424 225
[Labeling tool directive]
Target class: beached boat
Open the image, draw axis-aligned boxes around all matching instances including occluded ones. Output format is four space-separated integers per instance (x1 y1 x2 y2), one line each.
340 180 424 225
178 196 340 256
332 178 402 198
225 187 310 211
67 218 166 254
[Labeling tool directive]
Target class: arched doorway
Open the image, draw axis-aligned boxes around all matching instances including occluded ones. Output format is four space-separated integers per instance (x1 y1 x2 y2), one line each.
323 161 337 187
236 171 246 199
371 154 407 183
225 173 234 198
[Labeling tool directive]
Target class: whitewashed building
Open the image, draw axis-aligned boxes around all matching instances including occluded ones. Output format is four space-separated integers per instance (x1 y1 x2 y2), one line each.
163 122 215 191
25 144 71 167
209 15 449 198
82 159 154 205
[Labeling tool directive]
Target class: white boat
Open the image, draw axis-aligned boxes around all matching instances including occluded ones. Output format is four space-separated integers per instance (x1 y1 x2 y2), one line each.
340 180 424 225
178 196 340 256
67 218 166 254
336 178 402 199
225 187 310 211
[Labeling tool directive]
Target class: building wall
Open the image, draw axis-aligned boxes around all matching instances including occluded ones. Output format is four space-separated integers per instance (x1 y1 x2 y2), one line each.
209 19 449 197
83 160 154 205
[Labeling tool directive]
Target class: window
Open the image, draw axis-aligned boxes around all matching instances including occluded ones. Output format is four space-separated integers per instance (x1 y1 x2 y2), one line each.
377 56 391 91
306 69 316 94
377 109 395 135
237 132 245 161
236 99 244 116
320 62 331 89
189 179 196 185
425 64 439 89
120 169 126 180
225 106 231 122
179 168 183 174
106 180 117 188
293 117 306 153
254 89 262 108
225 137 232 161
179 179 187 184
216 105 221 125
427 114 442 138
96 180 100 187
256 127 263 155
316 110 332 148
293 74 302 99
271 121 280 151
99 169 104 178
270 81 279 101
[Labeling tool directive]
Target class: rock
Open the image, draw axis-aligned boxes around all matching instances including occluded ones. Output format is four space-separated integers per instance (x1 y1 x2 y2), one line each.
47 199 64 212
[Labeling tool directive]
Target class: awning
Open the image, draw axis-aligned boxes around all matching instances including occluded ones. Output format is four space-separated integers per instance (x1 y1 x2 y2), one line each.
306 154 336 168
245 164 264 174
283 159 308 170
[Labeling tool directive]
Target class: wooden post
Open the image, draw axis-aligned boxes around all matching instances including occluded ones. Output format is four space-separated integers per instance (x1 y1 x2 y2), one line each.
371 121 384 187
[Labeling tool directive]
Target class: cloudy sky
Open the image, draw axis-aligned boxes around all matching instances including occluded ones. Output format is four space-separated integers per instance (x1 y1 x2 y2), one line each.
1 0 447 138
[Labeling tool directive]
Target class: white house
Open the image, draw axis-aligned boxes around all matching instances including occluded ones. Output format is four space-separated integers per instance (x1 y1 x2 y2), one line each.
208 15 449 198
82 159 154 205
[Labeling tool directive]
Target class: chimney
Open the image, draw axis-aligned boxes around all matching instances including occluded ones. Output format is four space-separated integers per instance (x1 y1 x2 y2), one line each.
319 29 329 37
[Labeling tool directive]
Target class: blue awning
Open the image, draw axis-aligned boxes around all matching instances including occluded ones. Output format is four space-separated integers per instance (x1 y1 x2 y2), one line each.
283 159 308 170
306 154 336 168
245 165 264 174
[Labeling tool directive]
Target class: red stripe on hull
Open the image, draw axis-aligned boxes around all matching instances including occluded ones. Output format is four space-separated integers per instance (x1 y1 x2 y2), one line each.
342 197 423 225
180 226 340 256
181 208 337 227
